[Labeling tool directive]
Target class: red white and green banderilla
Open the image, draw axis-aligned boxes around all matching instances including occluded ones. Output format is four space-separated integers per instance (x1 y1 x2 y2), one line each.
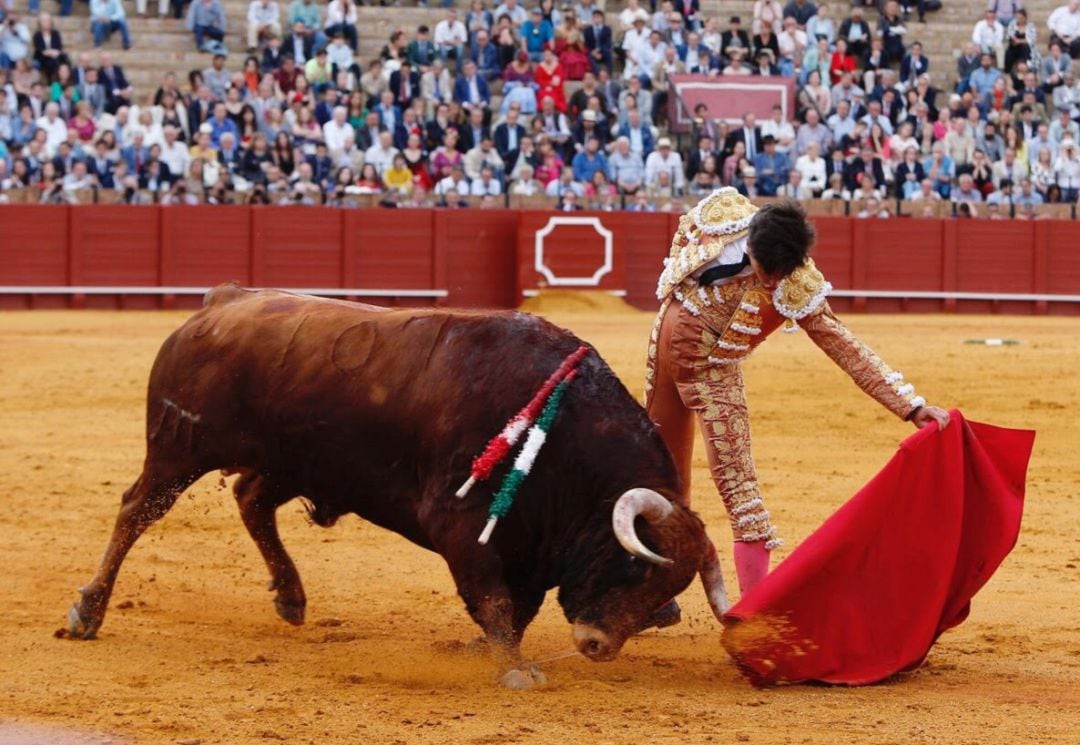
454 345 589 499
478 369 578 545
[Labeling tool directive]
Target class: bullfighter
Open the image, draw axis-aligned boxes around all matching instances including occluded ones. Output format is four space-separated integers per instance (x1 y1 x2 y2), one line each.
645 191 950 602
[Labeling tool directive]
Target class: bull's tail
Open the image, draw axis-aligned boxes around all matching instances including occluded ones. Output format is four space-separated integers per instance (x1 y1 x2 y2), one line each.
203 282 251 308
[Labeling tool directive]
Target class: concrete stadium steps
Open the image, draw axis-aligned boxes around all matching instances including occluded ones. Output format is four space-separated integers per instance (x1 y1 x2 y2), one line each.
44 1 1067 98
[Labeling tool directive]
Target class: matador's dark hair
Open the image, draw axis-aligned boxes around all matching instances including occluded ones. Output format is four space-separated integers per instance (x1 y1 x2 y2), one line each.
746 200 816 279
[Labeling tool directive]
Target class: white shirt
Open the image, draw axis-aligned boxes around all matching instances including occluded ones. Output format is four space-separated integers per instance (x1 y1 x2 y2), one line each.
434 20 467 47
761 119 795 151
364 142 399 174
436 175 470 196
618 7 649 30
470 177 502 196
325 0 356 26
36 115 68 156
1048 5 1080 40
160 140 190 176
247 0 280 25
644 150 685 189
323 119 355 152
794 154 827 190
971 19 1004 52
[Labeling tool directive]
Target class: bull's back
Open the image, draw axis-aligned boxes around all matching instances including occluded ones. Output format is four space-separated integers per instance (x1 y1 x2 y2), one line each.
146 287 579 471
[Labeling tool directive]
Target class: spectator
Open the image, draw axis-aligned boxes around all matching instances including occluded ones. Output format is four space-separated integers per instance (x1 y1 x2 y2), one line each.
88 0 130 50
202 52 230 100
207 101 238 147
756 107 791 156
752 133 788 195
435 8 468 70
806 3 834 46
753 0 783 36
326 30 359 81
877 1 906 67
953 172 983 202
454 58 492 111
622 16 651 80
584 9 613 72
571 135 607 182
463 133 503 179
821 171 850 201
35 100 66 155
856 195 889 218
968 53 1003 111
794 139 826 194
735 165 759 197
1030 148 1055 196
607 135 645 193
435 162 471 199
955 42 981 95
521 8 556 66
472 29 500 80
406 25 437 68
777 168 812 198
1048 0 1080 58
1005 9 1037 74
899 41 928 88
324 0 356 51
777 15 806 77
837 5 870 60
495 0 529 27
247 0 281 52
783 0 817 29
685 133 713 179
973 9 1005 68
545 165 584 197
511 162 542 194
32 12 68 82
364 130 398 175
644 136 684 193
618 0 649 32
794 107 832 156
844 145 884 192
322 104 353 152
288 0 325 53
1050 107 1080 143
725 111 762 160
186 0 227 53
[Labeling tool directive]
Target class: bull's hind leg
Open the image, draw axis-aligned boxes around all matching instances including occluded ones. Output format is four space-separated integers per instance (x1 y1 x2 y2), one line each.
232 471 306 625
68 462 202 639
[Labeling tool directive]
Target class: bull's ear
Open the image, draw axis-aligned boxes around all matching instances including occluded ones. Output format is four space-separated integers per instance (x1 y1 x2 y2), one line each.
612 489 673 566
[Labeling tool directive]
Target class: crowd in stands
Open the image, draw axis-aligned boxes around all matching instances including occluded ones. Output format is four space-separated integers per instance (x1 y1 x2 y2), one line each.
0 0 1079 218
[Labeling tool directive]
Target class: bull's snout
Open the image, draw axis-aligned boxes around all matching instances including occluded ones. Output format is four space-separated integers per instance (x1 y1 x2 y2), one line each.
572 622 620 662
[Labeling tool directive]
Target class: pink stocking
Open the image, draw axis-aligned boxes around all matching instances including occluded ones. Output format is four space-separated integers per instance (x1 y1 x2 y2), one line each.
733 540 770 595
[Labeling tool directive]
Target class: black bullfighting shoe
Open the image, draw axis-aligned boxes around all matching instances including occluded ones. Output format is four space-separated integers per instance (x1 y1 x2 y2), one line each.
639 599 682 632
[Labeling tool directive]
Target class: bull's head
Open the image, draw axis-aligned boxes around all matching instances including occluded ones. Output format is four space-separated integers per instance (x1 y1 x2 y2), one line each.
558 489 728 661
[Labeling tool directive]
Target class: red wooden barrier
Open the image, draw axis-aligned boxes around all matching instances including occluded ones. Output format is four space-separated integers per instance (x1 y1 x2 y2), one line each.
2 206 1079 315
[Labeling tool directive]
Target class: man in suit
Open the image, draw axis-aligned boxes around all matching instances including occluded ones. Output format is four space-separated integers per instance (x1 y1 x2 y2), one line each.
457 106 490 153
120 131 149 174
355 110 385 151
675 0 700 31
596 67 621 113
685 133 715 179
98 52 132 115
494 105 527 167
388 59 420 108
844 145 886 192
470 29 499 80
899 41 929 88
406 24 436 68
584 9 613 72
676 31 713 74
261 33 285 72
282 21 313 66
89 139 117 188
425 101 452 151
452 59 491 113
393 106 424 151
725 112 763 161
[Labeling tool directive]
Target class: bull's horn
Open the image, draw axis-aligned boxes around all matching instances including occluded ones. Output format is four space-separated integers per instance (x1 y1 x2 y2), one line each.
699 537 729 621
611 488 674 566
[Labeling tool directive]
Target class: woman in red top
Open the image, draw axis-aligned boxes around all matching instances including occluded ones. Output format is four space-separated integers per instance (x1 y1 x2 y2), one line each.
534 47 567 112
556 29 590 81
68 101 96 144
828 38 856 85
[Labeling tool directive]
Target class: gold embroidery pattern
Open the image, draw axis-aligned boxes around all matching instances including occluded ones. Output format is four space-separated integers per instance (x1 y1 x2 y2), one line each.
772 258 832 333
800 305 925 419
643 297 671 407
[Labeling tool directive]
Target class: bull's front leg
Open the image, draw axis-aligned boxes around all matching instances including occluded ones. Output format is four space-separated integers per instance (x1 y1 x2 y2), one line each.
440 545 546 689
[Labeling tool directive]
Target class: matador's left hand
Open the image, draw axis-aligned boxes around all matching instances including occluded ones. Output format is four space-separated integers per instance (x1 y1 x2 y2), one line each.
911 405 950 430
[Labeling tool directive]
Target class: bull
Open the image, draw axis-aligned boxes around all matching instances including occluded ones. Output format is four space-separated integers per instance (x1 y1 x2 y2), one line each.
67 285 728 687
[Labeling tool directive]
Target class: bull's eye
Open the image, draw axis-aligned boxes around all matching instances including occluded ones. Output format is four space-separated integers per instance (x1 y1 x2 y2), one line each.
586 639 602 654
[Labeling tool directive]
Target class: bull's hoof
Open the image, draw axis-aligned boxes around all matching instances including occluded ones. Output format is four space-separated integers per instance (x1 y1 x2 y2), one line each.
499 665 547 690
67 604 100 640
273 597 306 626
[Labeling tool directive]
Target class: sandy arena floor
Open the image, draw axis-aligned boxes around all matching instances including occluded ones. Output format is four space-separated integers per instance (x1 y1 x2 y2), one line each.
1 303 1078 744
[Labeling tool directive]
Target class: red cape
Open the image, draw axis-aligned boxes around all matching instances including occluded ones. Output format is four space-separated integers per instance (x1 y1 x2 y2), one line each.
721 411 1035 686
